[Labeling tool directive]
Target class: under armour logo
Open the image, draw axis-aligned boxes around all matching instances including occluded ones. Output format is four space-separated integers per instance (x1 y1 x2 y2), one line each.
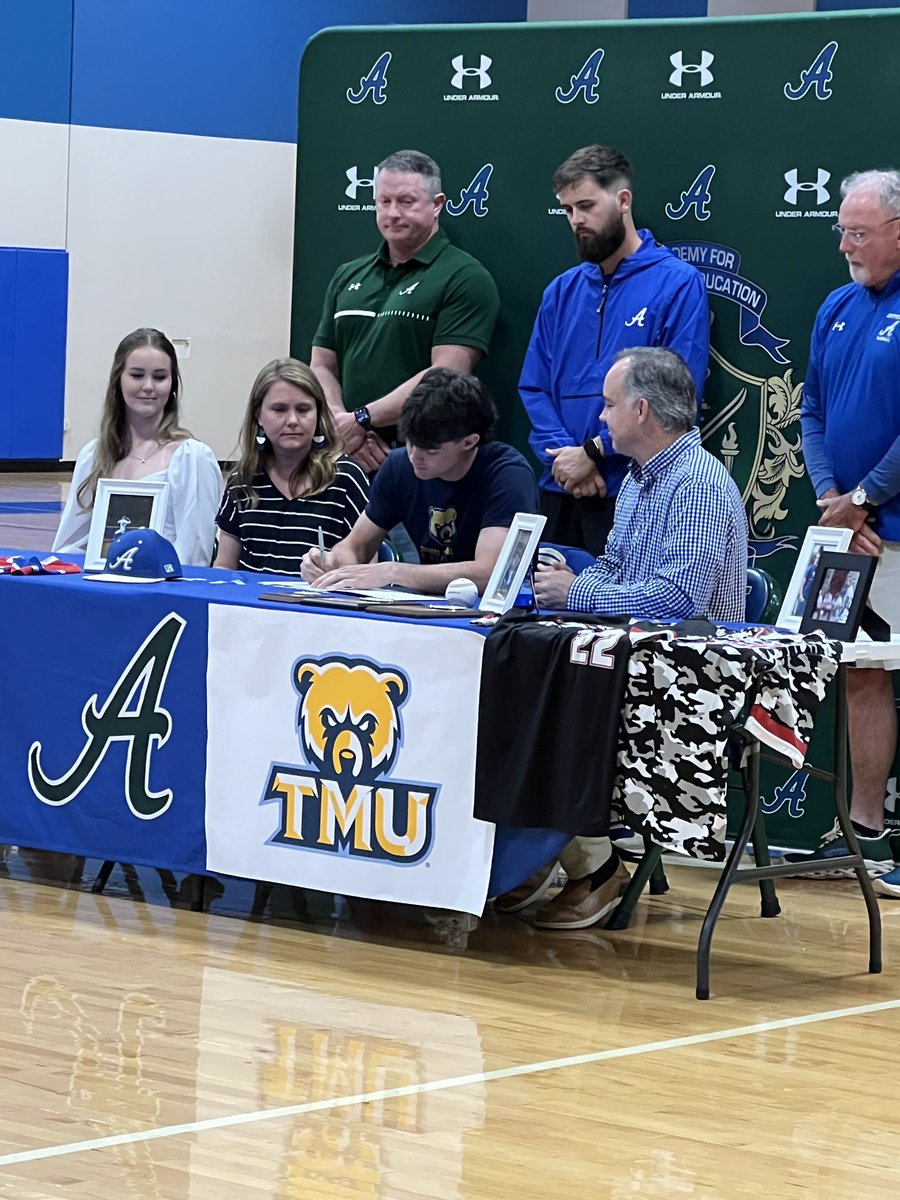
555 48 605 105
832 321 845 332
347 282 361 291
783 168 830 206
665 164 716 222
784 41 838 101
450 54 492 90
109 546 139 573
345 166 376 200
398 282 419 296
445 163 493 218
347 51 391 105
625 307 647 328
669 50 714 88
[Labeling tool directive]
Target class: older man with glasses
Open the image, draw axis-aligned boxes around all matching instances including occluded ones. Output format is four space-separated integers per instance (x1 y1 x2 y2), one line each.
798 168 900 883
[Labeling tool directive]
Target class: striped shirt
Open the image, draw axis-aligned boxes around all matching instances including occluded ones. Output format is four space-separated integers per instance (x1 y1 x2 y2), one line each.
567 428 748 621
216 460 369 576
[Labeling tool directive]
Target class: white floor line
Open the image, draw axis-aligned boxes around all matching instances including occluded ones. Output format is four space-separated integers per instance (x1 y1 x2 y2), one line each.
3 994 900 1168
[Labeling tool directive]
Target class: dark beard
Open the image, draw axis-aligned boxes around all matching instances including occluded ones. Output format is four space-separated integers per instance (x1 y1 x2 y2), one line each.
575 211 626 265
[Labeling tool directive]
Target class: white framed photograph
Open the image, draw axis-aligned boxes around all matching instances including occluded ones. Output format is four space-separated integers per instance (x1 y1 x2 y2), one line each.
480 512 546 614
85 478 170 571
776 524 853 631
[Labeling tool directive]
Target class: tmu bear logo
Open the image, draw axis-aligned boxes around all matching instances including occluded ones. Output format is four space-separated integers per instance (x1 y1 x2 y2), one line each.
262 655 439 864
294 657 407 781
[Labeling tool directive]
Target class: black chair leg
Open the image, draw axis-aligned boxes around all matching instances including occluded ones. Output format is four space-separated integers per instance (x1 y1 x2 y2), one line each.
853 863 884 975
606 842 664 930
155 869 179 906
121 862 146 902
751 807 781 918
189 875 206 912
91 860 116 894
830 665 882 974
251 882 275 917
649 857 670 896
696 781 759 1000
739 740 781 919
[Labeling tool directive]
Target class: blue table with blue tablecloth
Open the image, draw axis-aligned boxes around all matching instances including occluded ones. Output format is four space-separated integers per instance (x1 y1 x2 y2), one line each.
0 558 566 914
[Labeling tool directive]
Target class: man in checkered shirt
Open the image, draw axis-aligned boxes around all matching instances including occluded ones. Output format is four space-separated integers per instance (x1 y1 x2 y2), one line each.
503 346 749 930
535 346 748 622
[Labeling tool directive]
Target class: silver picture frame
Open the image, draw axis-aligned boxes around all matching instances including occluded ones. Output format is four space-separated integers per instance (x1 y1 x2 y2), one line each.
480 512 546 614
84 478 170 571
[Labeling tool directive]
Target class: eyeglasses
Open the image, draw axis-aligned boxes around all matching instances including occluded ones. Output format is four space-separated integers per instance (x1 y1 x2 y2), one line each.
831 216 900 246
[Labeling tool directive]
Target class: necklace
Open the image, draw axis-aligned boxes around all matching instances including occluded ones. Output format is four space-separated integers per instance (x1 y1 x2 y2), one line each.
129 441 163 464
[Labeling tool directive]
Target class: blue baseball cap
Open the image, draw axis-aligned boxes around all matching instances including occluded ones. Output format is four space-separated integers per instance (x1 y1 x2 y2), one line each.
85 529 183 583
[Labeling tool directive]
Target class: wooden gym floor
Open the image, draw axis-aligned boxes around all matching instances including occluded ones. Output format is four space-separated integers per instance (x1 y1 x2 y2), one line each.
0 473 899 1198
0 854 898 1199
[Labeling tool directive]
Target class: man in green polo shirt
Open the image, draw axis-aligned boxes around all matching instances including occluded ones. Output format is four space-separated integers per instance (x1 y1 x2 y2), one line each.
311 149 500 475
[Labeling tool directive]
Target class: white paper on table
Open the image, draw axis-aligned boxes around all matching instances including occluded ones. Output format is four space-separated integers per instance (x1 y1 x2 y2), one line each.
260 581 439 602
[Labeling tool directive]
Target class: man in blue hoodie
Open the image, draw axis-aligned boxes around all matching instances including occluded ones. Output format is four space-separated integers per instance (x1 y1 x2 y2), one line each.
519 144 709 555
798 168 900 886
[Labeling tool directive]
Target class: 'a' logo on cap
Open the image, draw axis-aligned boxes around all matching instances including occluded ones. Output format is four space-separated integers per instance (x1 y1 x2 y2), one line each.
109 546 140 572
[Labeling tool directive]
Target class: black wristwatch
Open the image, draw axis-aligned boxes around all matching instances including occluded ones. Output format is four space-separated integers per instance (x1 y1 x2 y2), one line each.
582 436 604 465
354 406 372 431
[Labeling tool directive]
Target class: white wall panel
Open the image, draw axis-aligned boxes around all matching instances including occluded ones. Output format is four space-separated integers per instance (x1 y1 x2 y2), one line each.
527 0 627 18
0 119 69 249
708 0 813 14
64 125 296 459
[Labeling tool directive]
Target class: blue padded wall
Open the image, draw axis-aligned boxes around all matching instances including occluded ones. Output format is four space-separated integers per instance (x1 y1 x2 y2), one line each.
0 250 68 459
70 0 527 143
0 0 72 124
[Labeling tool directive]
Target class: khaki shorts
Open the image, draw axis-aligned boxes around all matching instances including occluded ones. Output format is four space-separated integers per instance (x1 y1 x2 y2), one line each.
868 540 900 634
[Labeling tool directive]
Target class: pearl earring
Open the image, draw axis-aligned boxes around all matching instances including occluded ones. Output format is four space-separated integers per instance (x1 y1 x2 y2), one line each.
312 431 327 446
255 426 266 446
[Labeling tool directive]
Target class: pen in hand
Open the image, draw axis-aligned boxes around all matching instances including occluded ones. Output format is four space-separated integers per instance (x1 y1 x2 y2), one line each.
316 526 329 574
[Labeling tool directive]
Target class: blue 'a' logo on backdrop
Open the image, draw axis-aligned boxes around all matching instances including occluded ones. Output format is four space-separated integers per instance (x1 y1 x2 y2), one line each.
347 51 391 105
665 164 716 222
555 48 605 104
761 770 808 819
445 164 493 218
262 655 439 865
783 41 838 101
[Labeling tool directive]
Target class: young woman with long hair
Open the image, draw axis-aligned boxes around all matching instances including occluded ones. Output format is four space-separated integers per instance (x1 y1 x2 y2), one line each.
53 327 222 565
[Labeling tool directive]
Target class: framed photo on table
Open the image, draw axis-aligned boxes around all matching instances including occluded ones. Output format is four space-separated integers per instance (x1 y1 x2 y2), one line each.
480 512 546 614
776 525 852 631
799 551 878 641
84 478 170 571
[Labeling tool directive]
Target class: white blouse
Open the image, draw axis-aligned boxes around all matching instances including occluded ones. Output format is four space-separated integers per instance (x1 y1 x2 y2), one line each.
53 438 223 567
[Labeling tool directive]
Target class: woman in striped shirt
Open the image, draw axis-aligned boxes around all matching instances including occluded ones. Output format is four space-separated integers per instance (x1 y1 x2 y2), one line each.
214 358 369 575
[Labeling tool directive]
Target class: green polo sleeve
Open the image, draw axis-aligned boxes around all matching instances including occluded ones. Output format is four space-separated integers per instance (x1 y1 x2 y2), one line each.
432 260 500 355
312 269 342 351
